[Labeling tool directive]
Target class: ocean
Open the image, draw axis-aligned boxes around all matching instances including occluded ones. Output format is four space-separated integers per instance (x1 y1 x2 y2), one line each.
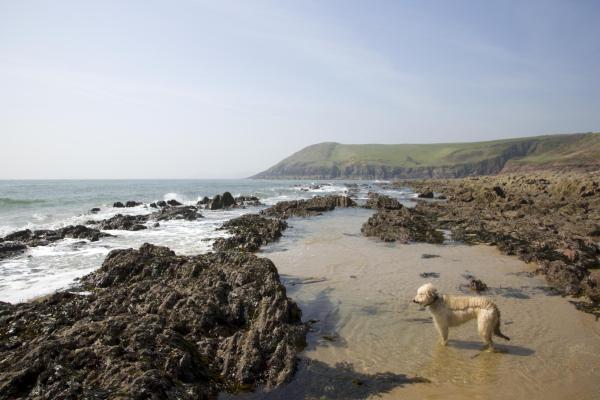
0 179 414 303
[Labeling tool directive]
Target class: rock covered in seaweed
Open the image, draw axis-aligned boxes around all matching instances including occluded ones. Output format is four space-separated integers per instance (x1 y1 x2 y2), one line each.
213 214 288 252
1 225 112 247
361 206 444 244
90 213 150 231
0 244 306 399
364 193 403 210
261 195 355 219
152 205 202 221
396 172 600 307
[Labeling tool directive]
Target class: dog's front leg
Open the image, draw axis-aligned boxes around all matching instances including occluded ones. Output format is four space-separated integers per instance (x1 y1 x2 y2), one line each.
433 318 448 346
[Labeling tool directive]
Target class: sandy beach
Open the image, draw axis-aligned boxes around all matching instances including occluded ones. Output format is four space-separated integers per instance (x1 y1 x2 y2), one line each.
226 208 600 400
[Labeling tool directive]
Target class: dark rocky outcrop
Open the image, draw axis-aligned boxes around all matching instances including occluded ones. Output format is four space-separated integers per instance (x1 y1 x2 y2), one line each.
397 172 600 314
156 200 168 208
213 215 288 252
0 242 27 260
222 192 236 208
152 206 201 221
364 193 403 210
0 244 306 399
361 206 444 244
261 195 355 219
113 201 125 208
1 225 112 248
206 193 237 210
235 196 262 206
90 207 101 213
167 199 183 207
126 201 142 207
197 197 210 206
90 214 150 231
417 191 434 199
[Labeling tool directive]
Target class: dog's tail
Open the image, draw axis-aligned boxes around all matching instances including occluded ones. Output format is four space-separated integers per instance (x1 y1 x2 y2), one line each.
494 307 510 341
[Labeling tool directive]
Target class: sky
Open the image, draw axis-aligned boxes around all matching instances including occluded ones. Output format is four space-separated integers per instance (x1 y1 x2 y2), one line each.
1 0 599 179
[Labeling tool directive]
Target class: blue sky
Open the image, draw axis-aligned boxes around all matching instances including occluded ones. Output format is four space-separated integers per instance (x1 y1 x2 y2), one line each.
1 0 599 178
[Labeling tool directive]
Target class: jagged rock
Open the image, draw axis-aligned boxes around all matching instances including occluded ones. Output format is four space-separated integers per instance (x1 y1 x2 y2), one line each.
91 214 150 231
213 214 288 252
167 199 183 207
209 195 223 210
417 191 434 199
156 200 168 208
394 172 600 314
1 226 112 247
364 193 403 210
152 206 201 221
222 192 236 208
0 242 27 260
261 195 356 219
197 196 210 206
126 201 142 207
361 207 443 244
235 196 262 206
90 207 101 213
0 244 306 399
113 202 125 208
149 202 157 208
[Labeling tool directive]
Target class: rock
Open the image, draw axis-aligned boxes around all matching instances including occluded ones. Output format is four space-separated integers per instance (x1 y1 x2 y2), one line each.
421 254 440 259
90 207 101 213
492 186 506 198
222 192 236 208
0 244 306 398
213 214 288 252
197 196 210 206
208 195 223 210
420 272 440 278
468 278 488 293
0 241 27 260
417 191 434 199
113 202 125 208
149 202 158 208
152 206 201 221
393 172 600 315
57 225 112 242
167 199 183 207
1 226 112 247
156 200 168 208
261 195 356 219
361 208 444 244
364 193 403 210
91 214 150 231
235 196 262 207
125 201 142 207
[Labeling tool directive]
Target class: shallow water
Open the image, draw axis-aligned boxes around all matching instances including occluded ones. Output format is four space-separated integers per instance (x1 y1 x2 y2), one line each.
226 208 600 400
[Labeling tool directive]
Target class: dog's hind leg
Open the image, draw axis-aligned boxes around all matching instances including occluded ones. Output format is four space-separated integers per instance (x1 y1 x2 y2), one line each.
477 311 494 351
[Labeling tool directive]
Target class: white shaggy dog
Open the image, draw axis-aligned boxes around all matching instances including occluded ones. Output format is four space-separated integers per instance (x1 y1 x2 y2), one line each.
413 283 510 350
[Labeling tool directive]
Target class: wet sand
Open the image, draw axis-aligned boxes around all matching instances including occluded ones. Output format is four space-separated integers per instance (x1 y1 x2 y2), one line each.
225 208 600 400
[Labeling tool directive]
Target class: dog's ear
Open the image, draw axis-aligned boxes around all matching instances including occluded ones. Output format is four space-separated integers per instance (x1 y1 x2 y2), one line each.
425 283 438 296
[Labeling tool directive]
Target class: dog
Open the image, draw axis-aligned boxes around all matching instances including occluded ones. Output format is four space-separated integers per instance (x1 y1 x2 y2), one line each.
412 283 510 350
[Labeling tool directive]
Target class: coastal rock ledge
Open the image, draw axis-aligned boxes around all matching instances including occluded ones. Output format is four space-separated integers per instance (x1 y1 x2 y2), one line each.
0 244 306 399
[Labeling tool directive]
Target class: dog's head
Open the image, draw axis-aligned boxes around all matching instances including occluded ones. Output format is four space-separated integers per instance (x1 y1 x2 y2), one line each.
413 283 439 306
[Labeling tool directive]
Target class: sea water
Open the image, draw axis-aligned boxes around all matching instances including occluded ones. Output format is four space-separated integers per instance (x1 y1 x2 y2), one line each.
0 179 414 303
